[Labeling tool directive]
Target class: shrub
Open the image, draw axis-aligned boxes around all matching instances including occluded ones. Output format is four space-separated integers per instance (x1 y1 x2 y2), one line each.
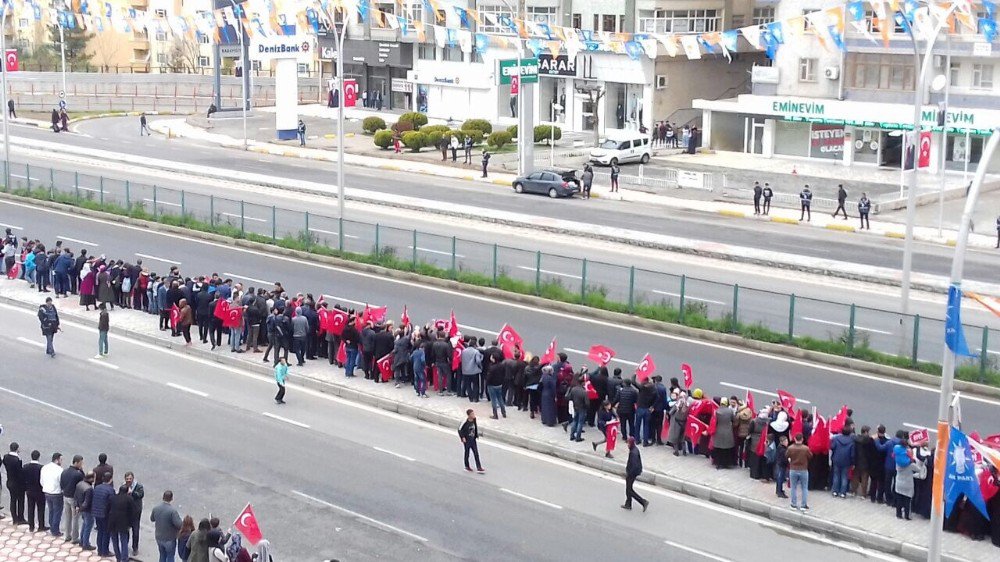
507 124 518 139
398 111 429 129
362 116 387 134
488 131 513 150
373 130 394 149
463 129 484 145
461 118 493 135
420 124 450 135
534 125 562 143
401 131 428 152
447 130 467 143
425 130 444 148
391 120 413 134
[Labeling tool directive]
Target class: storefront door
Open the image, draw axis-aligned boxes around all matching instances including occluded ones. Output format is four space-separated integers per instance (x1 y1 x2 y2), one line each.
743 117 765 154
880 131 904 168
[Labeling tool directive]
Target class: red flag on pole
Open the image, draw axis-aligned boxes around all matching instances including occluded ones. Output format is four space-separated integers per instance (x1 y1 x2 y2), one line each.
685 416 709 443
829 405 849 434
808 414 830 454
368 305 388 324
756 424 769 456
225 305 244 329
452 337 464 371
605 419 620 453
587 344 615 366
448 310 459 338
497 323 522 348
983 434 1000 450
401 305 410 328
335 340 347 364
233 503 264 546
377 353 394 382
777 389 797 411
688 398 718 418
634 353 656 383
540 337 557 365
324 308 348 335
745 390 755 414
317 308 331 331
790 408 804 438
680 363 693 388
213 298 230 321
169 304 180 331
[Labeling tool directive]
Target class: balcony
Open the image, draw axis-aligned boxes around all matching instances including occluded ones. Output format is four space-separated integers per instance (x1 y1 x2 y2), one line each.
130 0 148 8
370 27 400 42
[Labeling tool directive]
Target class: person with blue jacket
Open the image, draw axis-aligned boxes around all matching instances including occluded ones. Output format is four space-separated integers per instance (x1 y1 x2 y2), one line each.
411 343 427 398
91 472 116 558
52 249 74 297
830 427 856 498
874 428 903 507
24 249 37 286
274 357 288 404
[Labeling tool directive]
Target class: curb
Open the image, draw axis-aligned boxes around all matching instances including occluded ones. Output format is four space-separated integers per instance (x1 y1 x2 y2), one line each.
7 191 1000 404
0 291 973 562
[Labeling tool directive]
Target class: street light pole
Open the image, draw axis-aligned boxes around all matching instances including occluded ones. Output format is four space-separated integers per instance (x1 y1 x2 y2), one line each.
58 23 66 96
335 16 347 220
926 127 1000 562
228 0 247 150
1 6 10 189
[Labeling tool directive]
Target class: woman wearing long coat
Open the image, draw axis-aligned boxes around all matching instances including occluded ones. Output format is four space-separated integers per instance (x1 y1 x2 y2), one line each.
666 395 689 454
79 263 97 309
747 414 770 480
710 402 737 468
540 365 557 427
97 265 115 308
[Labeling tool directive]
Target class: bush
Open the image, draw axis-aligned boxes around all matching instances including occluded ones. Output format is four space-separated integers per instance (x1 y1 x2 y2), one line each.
488 131 513 150
391 120 413 134
447 130 467 143
463 129 485 145
534 125 562 143
373 130 394 149
401 131 428 152
461 119 493 135
398 111 429 129
507 125 518 139
362 116 387 134
425 130 444 148
420 124 450 135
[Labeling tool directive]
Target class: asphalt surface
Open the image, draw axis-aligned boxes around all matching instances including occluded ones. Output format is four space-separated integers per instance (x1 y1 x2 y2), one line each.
0 303 905 562
1 200 996 443
9 116 1000 288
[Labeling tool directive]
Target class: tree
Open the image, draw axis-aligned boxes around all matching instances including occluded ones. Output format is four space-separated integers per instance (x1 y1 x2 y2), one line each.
167 38 201 73
47 24 94 68
90 32 123 71
577 83 606 147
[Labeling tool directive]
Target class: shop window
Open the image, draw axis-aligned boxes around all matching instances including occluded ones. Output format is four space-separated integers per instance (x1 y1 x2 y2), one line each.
972 64 994 90
798 58 817 82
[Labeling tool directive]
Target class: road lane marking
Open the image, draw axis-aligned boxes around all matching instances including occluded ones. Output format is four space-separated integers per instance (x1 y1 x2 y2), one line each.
307 227 358 239
16 336 44 348
262 412 311 428
57 235 99 247
499 488 563 510
903 423 937 433
167 382 210 398
0 222 23 230
718 382 811 405
372 446 415 462
458 324 499 336
12 200 998 408
76 186 101 193
322 295 385 309
563 347 639 367
651 290 725 306
663 540 728 562
135 253 182 265
801 317 893 336
0 385 112 428
221 212 266 223
223 272 273 286
291 490 429 543
87 358 120 370
516 265 581 280
409 246 465 258
11 174 41 181
142 198 181 207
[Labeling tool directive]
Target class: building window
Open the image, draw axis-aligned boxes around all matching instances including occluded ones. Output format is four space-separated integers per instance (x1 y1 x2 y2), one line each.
798 58 817 82
251 60 261 71
950 61 960 87
155 31 167 42
418 43 437 60
572 13 581 29
593 14 623 32
155 9 167 18
156 53 168 64
637 9 719 33
442 45 463 62
866 10 904 34
476 3 515 34
197 56 210 67
752 7 775 26
376 2 395 16
472 47 483 63
18 18 28 28
198 33 210 44
527 6 556 27
849 53 914 90
973 64 994 89
978 13 993 34
297 63 310 74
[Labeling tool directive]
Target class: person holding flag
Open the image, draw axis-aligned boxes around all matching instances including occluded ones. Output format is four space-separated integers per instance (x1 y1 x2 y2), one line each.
591 400 619 458
666 390 689 456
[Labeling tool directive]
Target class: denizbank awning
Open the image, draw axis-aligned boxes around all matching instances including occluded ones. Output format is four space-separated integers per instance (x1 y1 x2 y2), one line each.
694 94 1000 134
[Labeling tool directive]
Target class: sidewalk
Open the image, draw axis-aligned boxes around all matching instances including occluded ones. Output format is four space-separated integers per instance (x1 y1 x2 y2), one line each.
0 517 104 561
0 281 989 562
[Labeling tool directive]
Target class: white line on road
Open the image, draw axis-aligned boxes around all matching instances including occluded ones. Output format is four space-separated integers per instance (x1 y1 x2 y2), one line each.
221 212 266 223
135 253 182 265
57 235 99 247
372 446 415 462
458 324 499 336
0 222 23 230
322 294 382 309
903 423 937 433
262 412 311 429
142 198 181 207
166 382 210 398
499 488 563 510
307 227 358 239
651 290 725 306
11 174 41 181
0 385 112 428
87 358 120 370
801 317 893 336
563 347 639 367
663 540 729 562
223 272 273 286
76 186 101 193
516 265 581 280
718 382 812 405
291 490 429 542
15 336 44 348
408 245 465 258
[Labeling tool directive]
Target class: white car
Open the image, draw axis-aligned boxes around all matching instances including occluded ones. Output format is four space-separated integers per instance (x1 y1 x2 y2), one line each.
589 135 652 166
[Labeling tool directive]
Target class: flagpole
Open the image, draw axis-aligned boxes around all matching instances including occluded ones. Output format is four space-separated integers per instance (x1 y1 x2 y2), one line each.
927 127 1000 562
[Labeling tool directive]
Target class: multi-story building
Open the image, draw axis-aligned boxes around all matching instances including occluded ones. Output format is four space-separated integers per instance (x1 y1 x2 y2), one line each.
695 1 1000 174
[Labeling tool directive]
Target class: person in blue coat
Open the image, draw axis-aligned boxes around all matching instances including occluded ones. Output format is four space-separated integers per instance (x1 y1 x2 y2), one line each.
874 429 903 507
830 427 856 498
540 365 558 427
91 472 116 557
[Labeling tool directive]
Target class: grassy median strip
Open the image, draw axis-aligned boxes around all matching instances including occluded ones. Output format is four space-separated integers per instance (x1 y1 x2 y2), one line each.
8 185 999 388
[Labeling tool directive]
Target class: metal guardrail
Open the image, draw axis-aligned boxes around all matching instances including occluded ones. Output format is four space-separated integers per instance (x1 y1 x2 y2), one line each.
4 161 996 381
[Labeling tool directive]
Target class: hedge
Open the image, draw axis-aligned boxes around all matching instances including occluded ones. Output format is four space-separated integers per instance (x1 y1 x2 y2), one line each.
401 131 428 152
488 131 513 150
362 116 387 134
462 119 493 135
373 130 394 149
398 112 429 129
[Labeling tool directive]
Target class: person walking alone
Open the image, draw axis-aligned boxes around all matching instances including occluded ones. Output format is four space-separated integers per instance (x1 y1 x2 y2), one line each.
481 149 491 178
8 98 15 119
458 409 485 473
762 183 773 215
621 437 649 511
96 303 110 358
297 120 306 147
832 184 848 219
274 357 288 404
859 193 872 230
799 185 813 222
140 113 150 136
610 163 620 193
37 296 60 357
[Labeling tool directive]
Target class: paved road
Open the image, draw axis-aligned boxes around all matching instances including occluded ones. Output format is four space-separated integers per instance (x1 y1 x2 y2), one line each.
2 200 996 442
0 303 903 562
10 116 1000 288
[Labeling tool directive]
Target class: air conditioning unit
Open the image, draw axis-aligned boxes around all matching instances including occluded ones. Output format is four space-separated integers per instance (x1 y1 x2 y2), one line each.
656 74 668 89
824 66 840 80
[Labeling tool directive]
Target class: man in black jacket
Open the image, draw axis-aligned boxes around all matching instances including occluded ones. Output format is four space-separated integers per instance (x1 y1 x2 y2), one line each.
635 378 657 447
23 450 46 531
431 332 453 395
615 379 639 442
3 442 25 524
60 455 86 544
458 409 484 473
371 324 395 382
622 437 648 512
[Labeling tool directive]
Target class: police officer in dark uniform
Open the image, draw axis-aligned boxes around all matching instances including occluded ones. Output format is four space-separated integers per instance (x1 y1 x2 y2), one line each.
859 193 872 230
799 185 813 222
752 181 763 215
762 183 773 215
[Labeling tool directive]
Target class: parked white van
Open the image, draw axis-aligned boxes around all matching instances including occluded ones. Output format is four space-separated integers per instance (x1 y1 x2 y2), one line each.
589 133 652 166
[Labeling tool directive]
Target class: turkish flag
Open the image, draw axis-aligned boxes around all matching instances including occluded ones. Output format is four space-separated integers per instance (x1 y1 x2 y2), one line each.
448 310 459 338
377 353 394 382
746 390 755 414
5 262 19 279
213 298 230 321
401 305 410 327
756 425 768 456
587 344 615 366
322 308 348 335
790 408 804 438
685 416 709 443
452 338 464 371
918 130 932 168
336 341 347 364
829 405 848 434
317 308 331 331
497 323 522 348
688 398 718 418
777 390 796 411
5 49 18 73
233 503 264 546
540 337 557 365
225 306 244 329
980 470 999 502
605 419 620 453
343 78 358 107
634 353 656 383
680 363 693 389
368 305 388 324
584 379 598 400
169 304 180 330
983 434 1000 450
908 428 930 445
808 414 830 454
500 341 520 360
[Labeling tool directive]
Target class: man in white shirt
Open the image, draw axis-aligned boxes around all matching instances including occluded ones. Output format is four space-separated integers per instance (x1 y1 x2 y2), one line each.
40 452 64 537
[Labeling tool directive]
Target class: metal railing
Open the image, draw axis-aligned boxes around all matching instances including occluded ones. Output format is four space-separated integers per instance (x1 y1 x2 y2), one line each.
4 161 996 383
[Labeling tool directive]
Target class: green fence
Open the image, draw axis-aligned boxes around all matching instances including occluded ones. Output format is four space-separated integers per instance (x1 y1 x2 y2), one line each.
4 161 997 385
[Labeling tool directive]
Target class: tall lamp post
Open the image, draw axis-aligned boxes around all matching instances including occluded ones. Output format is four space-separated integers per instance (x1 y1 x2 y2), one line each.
549 102 562 166
334 11 347 220
1 3 10 189
227 0 248 150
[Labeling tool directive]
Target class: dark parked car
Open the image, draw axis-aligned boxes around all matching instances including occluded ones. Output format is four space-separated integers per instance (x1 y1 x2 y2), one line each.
512 168 581 198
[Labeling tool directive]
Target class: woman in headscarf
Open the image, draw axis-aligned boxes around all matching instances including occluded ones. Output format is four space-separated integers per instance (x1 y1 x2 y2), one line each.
747 409 771 480
666 390 689 456
97 264 115 309
254 539 272 562
710 397 736 469
539 365 557 427
80 260 97 310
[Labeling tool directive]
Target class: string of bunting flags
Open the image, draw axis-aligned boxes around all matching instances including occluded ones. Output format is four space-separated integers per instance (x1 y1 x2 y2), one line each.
3 0 997 63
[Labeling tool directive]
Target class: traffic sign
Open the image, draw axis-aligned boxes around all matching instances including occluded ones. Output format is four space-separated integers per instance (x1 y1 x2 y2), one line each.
4 49 17 73
58 100 66 110
498 58 539 85
59 90 65 99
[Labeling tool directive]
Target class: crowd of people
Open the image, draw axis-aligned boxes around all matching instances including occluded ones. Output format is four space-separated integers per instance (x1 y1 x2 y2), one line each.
4 228 1000 550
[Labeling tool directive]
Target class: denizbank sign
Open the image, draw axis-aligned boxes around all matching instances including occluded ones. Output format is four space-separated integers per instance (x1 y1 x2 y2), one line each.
251 36 314 63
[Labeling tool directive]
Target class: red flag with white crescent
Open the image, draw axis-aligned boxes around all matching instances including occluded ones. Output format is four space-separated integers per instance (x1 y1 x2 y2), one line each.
169 304 180 330
746 390 755 414
326 308 348 335
980 470 999 502
685 416 709 443
777 389 797 411
452 337 464 371
213 298 230 321
587 344 615 366
369 305 388 324
540 337 557 365
756 423 769 456
448 310 459 338
688 398 718 418
605 419 620 453
584 378 598 400
336 340 347 364
225 305 244 329
500 341 519 360
681 362 693 388
317 308 330 331
497 323 522 348
982 433 1000 450
634 353 656 383
908 428 930 446
401 305 410 328
829 405 849 434
791 408 804 438
377 353 394 382
808 414 830 454
233 502 264 546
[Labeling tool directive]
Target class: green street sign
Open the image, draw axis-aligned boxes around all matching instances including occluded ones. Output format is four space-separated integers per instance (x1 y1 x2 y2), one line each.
498 58 539 85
